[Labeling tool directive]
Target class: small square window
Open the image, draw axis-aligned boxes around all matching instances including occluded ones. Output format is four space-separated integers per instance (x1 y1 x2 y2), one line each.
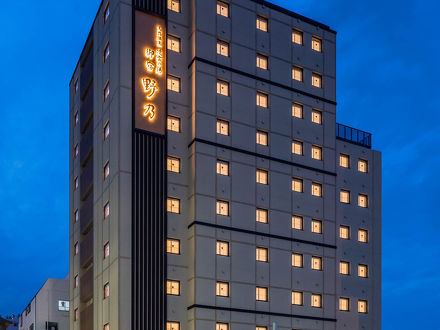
217 119 229 136
292 178 303 192
104 43 110 62
256 169 268 185
104 81 110 101
104 122 110 140
256 53 268 70
167 239 180 254
104 202 110 219
292 253 303 268
358 194 368 208
167 157 180 173
166 322 180 330
103 3 110 23
256 287 268 301
292 291 303 305
74 209 79 222
312 36 322 52
216 200 229 216
339 261 350 275
358 300 368 313
339 154 349 168
216 160 229 176
292 29 303 45
74 242 79 255
216 241 229 256
217 80 229 96
256 247 268 262
104 162 110 180
216 323 228 330
340 190 350 204
256 208 268 224
256 92 268 108
104 282 110 298
167 75 181 92
312 72 322 88
292 103 303 118
292 66 303 82
217 1 229 17
217 40 229 56
339 225 350 239
358 229 368 243
216 282 229 297
311 294 322 308
167 0 180 13
74 111 79 125
311 109 322 124
292 215 303 230
256 16 268 32
167 198 180 214
256 327 267 330
167 116 181 132
358 159 368 173
292 140 303 155
256 130 268 146
311 220 322 234
311 182 323 197
104 242 110 259
167 35 181 52
166 280 180 295
358 264 368 278
311 145 322 160
311 256 322 271
339 298 350 311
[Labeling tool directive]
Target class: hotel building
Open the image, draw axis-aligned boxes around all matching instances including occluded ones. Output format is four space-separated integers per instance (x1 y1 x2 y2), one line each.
69 0 381 329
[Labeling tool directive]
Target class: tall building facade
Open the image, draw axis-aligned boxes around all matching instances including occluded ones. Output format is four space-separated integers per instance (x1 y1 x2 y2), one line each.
69 0 381 329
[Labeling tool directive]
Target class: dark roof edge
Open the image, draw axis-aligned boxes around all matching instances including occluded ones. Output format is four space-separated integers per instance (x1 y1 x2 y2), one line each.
251 0 337 34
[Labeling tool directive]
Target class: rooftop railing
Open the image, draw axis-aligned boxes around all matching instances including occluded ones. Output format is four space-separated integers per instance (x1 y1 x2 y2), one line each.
336 123 372 148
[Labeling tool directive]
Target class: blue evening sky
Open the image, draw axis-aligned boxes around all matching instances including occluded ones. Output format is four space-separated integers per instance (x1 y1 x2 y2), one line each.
0 1 438 328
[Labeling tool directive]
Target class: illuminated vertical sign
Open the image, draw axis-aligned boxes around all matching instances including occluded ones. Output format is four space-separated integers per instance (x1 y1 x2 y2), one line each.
134 11 166 134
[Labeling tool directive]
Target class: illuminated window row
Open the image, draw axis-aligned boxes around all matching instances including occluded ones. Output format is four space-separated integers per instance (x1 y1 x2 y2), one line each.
292 103 323 123
292 141 323 160
339 262 369 278
339 298 369 313
340 154 369 173
215 282 269 301
292 66 323 88
340 190 369 208
340 226 369 243
292 178 323 197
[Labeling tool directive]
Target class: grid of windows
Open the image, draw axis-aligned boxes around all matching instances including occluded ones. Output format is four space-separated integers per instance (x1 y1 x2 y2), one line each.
256 247 268 262
256 53 268 70
216 160 229 176
167 75 181 92
217 1 229 17
167 157 180 173
256 208 268 223
167 0 180 13
217 80 229 96
167 35 181 52
217 119 229 136
167 198 180 214
167 116 180 132
167 239 180 254
256 92 268 108
216 282 229 296
216 241 229 256
256 16 268 31
256 130 268 146
166 280 180 295
292 66 303 81
216 200 229 216
256 287 268 301
217 40 229 56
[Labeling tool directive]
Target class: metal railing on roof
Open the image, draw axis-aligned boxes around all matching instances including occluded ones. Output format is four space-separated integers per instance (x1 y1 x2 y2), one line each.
336 123 372 148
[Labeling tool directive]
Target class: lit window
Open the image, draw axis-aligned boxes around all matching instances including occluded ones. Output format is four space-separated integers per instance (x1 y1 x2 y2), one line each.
216 200 229 216
292 66 303 82
74 79 79 92
358 194 368 208
358 159 368 173
312 73 322 88
256 208 268 224
104 202 110 219
217 119 229 136
167 116 181 132
216 282 229 297
292 178 303 193
256 169 268 185
311 145 322 160
167 35 181 52
311 219 322 234
292 291 303 305
167 0 180 13
217 40 229 57
167 198 180 214
339 225 350 239
216 160 229 176
256 327 267 330
256 130 268 146
256 53 268 70
256 247 268 262
74 308 79 321
217 1 229 17
358 300 368 314
104 324 110 330
292 29 303 45
311 256 322 271
340 190 350 204
292 140 303 155
167 75 181 92
339 261 350 275
166 280 180 295
167 239 180 254
292 103 303 118
74 209 79 222
256 92 268 108
104 162 110 180
292 215 303 230
74 111 79 125
104 242 110 259
216 241 229 256
216 324 228 330
358 229 368 243
104 43 110 62
340 154 349 168
74 177 78 190
74 144 79 158
311 182 322 197
74 242 79 256
256 16 268 32
104 81 110 101
339 298 349 311
166 322 180 330
167 157 180 173
217 80 229 96
312 36 322 52
311 294 322 308
256 287 268 301
311 109 322 124
104 283 110 298
74 275 79 288
358 264 368 278
292 253 303 268
103 3 110 23
104 122 110 139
